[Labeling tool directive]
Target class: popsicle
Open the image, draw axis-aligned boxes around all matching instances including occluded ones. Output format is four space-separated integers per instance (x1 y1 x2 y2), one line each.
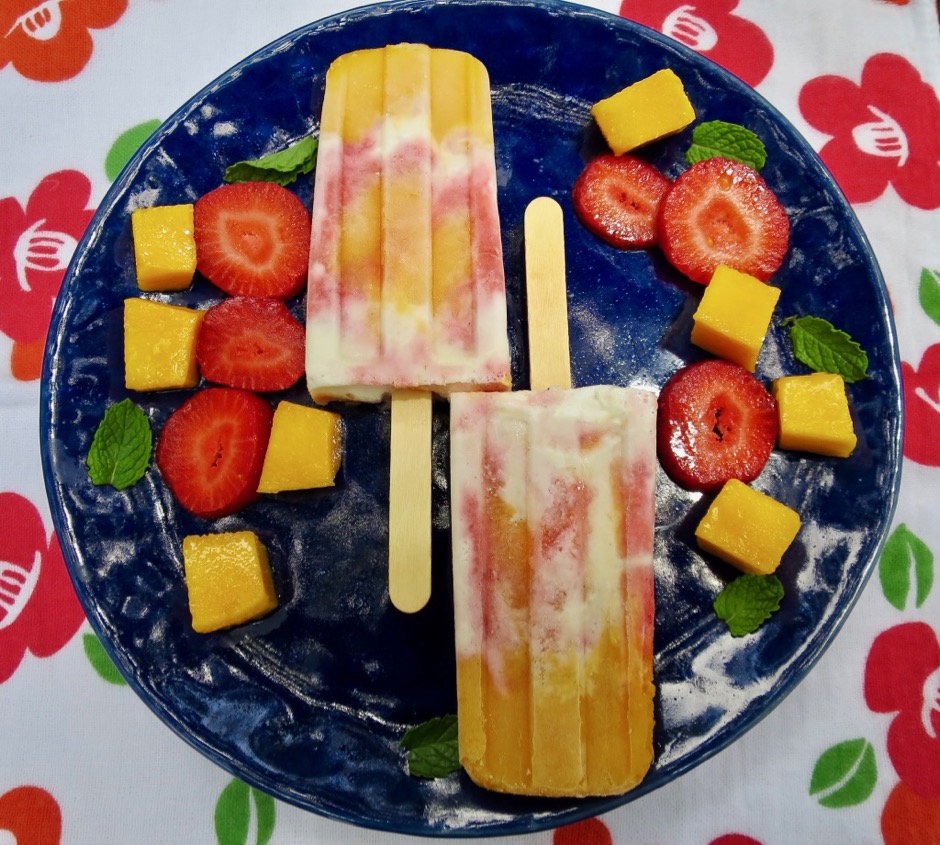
306 44 512 612
449 198 657 796
305 44 511 401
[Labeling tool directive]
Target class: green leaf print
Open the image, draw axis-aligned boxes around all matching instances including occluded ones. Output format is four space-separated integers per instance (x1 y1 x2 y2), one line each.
105 119 161 182
82 633 126 686
809 738 877 808
216 780 249 845
919 268 940 328
252 789 275 845
879 524 934 610
215 779 276 845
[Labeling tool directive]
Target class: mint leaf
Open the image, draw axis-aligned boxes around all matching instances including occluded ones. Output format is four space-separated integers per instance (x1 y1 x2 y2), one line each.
879 523 934 610
87 399 152 490
714 574 783 636
784 315 869 382
685 120 767 170
401 714 461 778
809 738 878 808
224 137 317 186
919 267 940 328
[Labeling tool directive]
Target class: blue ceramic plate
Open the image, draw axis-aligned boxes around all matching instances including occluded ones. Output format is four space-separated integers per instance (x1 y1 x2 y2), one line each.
41 0 902 836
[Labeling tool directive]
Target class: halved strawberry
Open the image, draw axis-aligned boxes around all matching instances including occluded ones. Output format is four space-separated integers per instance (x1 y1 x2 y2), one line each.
193 181 311 299
572 154 671 248
196 296 305 392
657 358 778 491
658 157 789 284
156 387 273 519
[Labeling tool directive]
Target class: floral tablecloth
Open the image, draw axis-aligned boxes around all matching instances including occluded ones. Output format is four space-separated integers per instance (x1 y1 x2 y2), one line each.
3 1 940 843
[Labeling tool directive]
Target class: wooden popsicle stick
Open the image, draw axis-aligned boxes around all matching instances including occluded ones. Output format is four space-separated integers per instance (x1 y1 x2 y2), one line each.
388 388 433 613
524 196 571 390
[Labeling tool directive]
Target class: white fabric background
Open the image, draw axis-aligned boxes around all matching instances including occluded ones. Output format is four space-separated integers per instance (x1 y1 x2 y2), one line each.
2 1 939 842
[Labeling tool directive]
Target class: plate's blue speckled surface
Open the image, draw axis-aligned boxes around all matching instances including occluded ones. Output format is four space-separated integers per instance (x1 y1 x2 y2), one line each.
40 0 902 836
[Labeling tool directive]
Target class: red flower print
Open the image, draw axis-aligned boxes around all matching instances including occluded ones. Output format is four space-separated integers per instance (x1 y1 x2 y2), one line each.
619 0 774 88
882 781 940 845
0 0 127 82
0 786 61 845
0 492 85 684
799 54 940 209
0 170 94 381
709 837 763 845
553 817 612 845
865 622 940 799
900 343 940 467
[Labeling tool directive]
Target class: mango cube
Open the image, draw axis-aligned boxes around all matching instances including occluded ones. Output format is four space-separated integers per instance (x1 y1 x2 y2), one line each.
182 531 278 633
591 68 695 155
691 265 781 372
124 298 204 391
257 401 343 493
695 479 801 575
773 372 857 457
131 204 197 292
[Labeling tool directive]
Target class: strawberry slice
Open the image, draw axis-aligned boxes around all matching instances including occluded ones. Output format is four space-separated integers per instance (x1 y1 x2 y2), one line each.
572 153 671 248
657 359 778 491
156 387 273 519
658 157 789 284
193 181 311 299
196 296 305 392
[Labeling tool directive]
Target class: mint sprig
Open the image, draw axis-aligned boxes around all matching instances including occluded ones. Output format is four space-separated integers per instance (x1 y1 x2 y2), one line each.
223 137 318 186
714 574 784 636
686 120 767 171
401 714 461 778
784 315 869 382
87 399 152 490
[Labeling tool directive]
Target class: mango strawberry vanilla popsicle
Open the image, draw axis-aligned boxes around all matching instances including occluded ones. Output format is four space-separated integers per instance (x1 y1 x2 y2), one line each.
306 43 510 400
305 44 512 611
450 199 657 797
